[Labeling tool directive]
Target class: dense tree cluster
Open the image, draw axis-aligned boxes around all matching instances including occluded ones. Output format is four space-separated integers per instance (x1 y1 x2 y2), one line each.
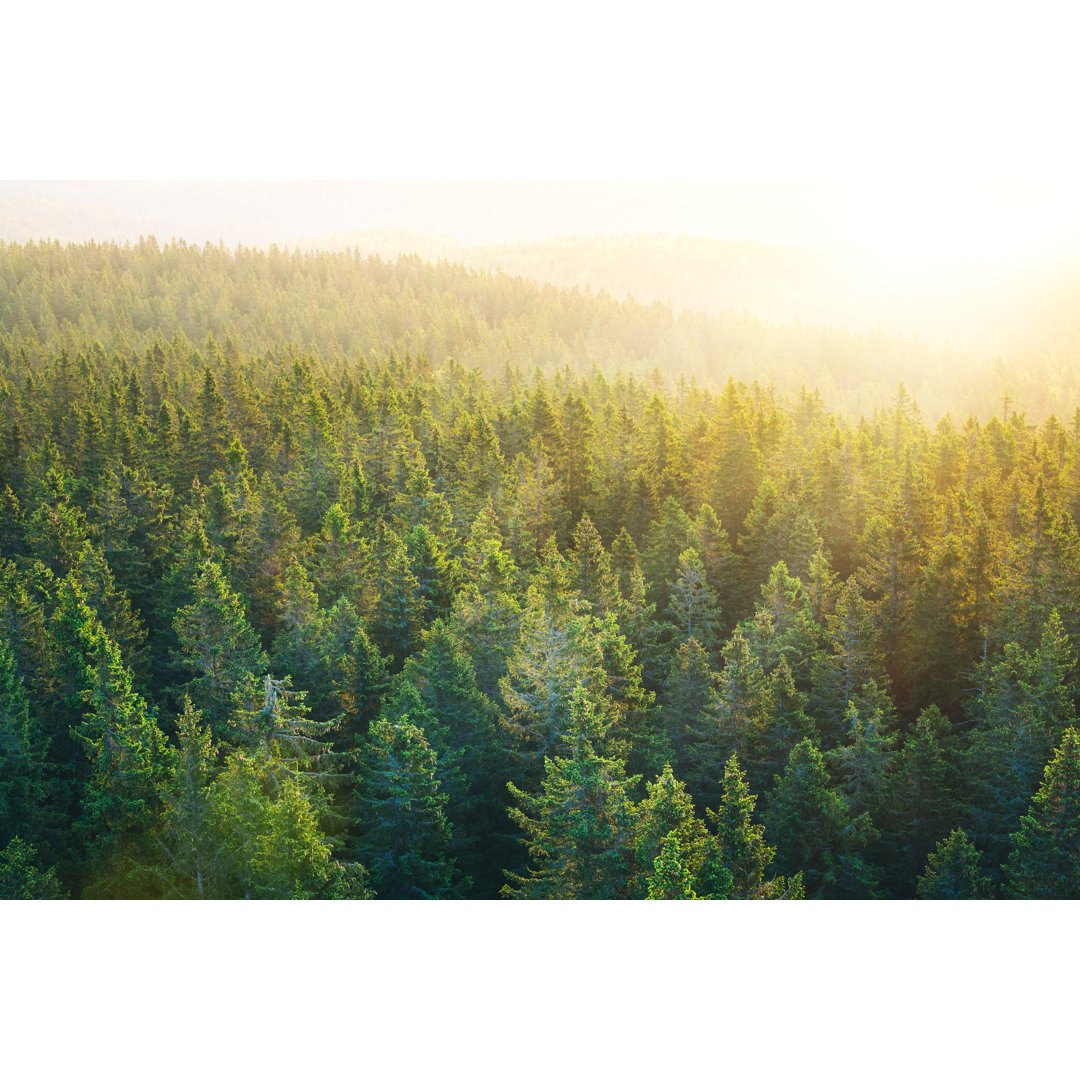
3 240 1080 898
5 236 1072 423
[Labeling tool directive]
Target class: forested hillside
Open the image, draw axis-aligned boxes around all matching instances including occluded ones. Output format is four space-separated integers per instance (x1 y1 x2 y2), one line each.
8 235 1069 423
306 229 1080 422
3 239 1080 899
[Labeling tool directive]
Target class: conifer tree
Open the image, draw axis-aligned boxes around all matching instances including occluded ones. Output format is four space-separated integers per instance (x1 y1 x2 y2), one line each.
392 619 505 894
764 738 880 899
631 762 712 899
352 718 460 899
915 828 993 900
452 501 522 699
568 514 622 620
1003 727 1080 899
708 754 803 900
880 705 962 897
208 747 370 899
504 691 638 900
0 637 48 847
688 627 774 803
333 613 390 740
173 559 268 734
666 547 722 659
965 609 1078 868
0 836 66 899
659 636 720 782
74 620 172 897
646 832 699 899
499 540 608 782
154 699 220 899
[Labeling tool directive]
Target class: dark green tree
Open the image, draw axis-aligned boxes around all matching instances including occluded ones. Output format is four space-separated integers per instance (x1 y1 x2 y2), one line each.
1003 727 1080 899
352 718 460 899
915 828 993 900
504 691 638 899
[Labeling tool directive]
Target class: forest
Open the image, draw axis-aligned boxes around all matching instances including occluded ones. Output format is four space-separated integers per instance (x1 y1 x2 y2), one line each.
2 237 1080 899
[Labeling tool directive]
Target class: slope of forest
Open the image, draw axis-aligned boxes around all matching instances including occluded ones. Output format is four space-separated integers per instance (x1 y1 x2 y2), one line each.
304 229 1080 423
4 235 1072 424
2 239 1080 899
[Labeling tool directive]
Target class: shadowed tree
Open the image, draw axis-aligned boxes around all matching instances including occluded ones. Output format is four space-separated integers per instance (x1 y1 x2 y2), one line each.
504 690 638 900
916 828 993 900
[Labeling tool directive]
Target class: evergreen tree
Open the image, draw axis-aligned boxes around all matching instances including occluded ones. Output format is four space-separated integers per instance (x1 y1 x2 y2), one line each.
708 754 801 899
646 832 700 899
173 559 268 734
764 738 880 899
0 836 66 899
0 637 48 848
504 691 638 900
665 547 722 659
880 706 962 897
1003 727 1080 899
915 828 993 900
352 719 460 899
965 609 1078 869
631 762 713 899
154 699 221 899
74 620 172 897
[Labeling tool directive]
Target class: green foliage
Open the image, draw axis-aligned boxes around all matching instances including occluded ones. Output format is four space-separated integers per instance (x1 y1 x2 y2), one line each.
632 763 712 898
353 719 460 899
765 738 880 899
1003 727 1080 899
916 829 994 900
504 691 638 899
6 237 1080 898
207 748 370 899
173 559 268 733
965 609 1078 868
646 832 699 900
73 617 172 897
0 637 47 847
0 836 66 899
708 754 796 899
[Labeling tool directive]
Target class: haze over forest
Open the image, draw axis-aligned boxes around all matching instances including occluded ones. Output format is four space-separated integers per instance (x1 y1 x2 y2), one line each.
5 180 1080 414
8 175 1080 903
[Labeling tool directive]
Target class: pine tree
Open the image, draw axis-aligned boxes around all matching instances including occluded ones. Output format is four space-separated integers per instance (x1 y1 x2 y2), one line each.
666 547 722 659
1003 727 1080 899
764 738 880 899
173 559 268 734
688 627 774 803
392 619 505 895
915 828 993 900
452 501 522 699
631 762 712 898
154 699 220 899
568 514 622 620
965 609 1078 869
880 705 962 897
0 637 48 848
74 620 172 897
708 754 800 899
504 691 638 899
499 542 607 783
0 836 66 899
659 636 720 783
352 718 460 899
646 832 700 899
208 747 369 899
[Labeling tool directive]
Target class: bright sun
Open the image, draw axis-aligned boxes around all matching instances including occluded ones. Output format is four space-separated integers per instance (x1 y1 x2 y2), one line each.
846 181 1080 271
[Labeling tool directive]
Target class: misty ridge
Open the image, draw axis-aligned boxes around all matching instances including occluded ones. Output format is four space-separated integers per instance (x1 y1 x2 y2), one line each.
3 179 1080 425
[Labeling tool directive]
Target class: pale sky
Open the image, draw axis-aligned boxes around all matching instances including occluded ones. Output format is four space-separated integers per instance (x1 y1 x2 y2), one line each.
7 2 1079 182
5 3 1080 272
